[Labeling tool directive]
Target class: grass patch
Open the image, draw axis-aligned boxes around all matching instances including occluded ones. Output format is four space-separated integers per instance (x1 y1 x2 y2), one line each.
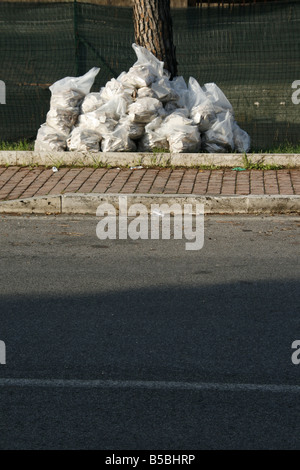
1 140 300 154
256 142 300 154
0 139 34 151
152 147 170 154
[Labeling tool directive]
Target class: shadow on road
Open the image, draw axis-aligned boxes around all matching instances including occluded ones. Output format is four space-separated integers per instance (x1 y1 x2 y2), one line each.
0 279 300 449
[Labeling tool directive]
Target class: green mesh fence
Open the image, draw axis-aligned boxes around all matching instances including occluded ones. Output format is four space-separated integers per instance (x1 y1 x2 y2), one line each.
0 0 299 150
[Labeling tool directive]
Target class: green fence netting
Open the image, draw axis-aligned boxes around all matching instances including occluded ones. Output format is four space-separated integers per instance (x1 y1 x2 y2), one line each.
0 0 299 150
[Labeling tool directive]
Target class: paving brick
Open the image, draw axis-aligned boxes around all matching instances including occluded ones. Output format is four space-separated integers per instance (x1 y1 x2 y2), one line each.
236 171 250 195
0 167 300 200
149 169 172 194
63 168 95 193
7 169 43 200
106 169 133 193
92 169 120 193
206 170 223 195
34 168 70 196
47 169 82 195
290 170 300 195
18 169 53 198
263 170 279 195
78 169 105 192
163 169 185 194
0 168 31 199
135 169 160 193
178 169 197 194
276 170 294 195
221 169 236 195
192 171 211 194
119 170 145 193
0 167 21 193
250 170 264 195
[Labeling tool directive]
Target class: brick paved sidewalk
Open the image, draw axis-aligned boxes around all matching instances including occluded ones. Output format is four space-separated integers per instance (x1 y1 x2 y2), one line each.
0 167 299 201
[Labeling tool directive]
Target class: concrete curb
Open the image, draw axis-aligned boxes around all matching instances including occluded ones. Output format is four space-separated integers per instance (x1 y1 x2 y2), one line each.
0 193 299 215
0 151 299 168
0 195 61 214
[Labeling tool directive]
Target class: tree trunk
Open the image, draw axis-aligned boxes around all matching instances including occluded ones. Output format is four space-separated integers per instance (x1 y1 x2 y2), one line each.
133 0 178 79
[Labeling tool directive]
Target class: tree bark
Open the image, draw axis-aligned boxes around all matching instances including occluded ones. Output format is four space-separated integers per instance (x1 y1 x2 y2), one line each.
133 0 178 79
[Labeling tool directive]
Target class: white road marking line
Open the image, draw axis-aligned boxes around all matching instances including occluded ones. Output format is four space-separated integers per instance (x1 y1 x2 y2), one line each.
0 378 300 393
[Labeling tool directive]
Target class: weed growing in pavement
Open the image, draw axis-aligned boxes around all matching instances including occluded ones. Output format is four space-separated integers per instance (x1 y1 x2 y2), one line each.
242 153 284 170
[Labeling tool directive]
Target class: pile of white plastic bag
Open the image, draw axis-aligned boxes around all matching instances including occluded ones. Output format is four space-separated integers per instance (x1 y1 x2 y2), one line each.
35 43 251 154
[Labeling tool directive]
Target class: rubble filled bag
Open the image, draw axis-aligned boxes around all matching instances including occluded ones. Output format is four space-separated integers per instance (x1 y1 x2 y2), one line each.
34 124 67 152
67 128 101 153
120 43 165 89
138 117 169 152
46 108 79 137
151 77 179 103
162 112 201 153
232 122 251 153
101 125 136 152
34 67 100 152
118 116 145 140
81 92 104 114
35 43 251 154
203 82 233 113
202 110 235 153
128 97 165 123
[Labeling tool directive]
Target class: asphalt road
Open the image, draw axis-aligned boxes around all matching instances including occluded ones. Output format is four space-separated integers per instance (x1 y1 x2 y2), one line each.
0 214 299 450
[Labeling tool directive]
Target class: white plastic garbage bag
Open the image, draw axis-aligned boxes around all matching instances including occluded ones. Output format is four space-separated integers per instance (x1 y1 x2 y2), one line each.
138 116 169 152
187 77 218 130
151 77 179 103
35 67 100 152
77 111 118 134
120 65 157 89
67 127 101 152
116 72 137 94
188 78 233 130
118 116 145 140
34 124 67 152
172 76 189 108
190 100 217 132
165 119 201 153
233 121 251 153
95 95 128 121
202 110 235 153
168 131 201 153
137 86 157 99
49 68 100 126
50 89 85 111
101 126 136 152
49 67 100 98
187 77 207 110
132 43 164 79
119 43 165 89
128 97 164 123
164 102 178 114
203 82 233 114
100 77 134 105
46 107 79 136
164 109 192 125
81 92 104 114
